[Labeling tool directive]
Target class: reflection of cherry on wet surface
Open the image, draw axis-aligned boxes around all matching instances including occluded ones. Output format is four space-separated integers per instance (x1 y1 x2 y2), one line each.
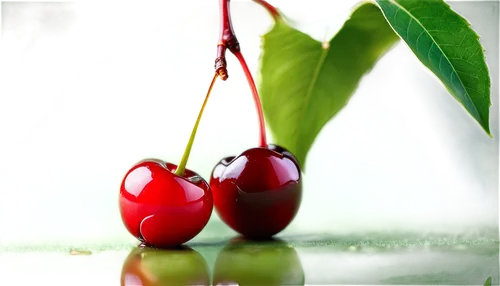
120 246 210 286
1 233 495 285
213 238 305 286
116 230 498 285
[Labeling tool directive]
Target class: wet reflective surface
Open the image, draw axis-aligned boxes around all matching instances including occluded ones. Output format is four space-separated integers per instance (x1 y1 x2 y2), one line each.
297 238 499 285
119 236 499 285
0 225 498 286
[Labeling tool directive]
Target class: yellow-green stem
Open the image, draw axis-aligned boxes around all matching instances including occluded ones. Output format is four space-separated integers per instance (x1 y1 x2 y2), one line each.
175 73 218 176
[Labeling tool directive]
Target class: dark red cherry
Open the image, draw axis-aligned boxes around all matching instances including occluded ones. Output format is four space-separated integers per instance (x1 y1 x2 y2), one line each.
119 159 213 247
210 145 302 239
120 246 210 286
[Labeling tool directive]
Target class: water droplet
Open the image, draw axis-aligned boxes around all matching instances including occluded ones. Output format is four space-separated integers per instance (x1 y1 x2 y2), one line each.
347 245 359 251
70 249 92 255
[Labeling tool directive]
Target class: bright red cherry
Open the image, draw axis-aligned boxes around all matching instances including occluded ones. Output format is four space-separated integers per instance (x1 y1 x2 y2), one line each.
120 159 213 247
119 73 219 247
210 144 302 239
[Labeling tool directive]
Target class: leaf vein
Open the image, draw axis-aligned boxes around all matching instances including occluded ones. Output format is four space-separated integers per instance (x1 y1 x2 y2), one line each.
297 45 330 146
387 0 481 119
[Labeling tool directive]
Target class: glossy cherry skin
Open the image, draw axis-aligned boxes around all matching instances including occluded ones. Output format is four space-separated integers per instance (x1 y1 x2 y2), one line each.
119 159 213 247
120 246 210 286
210 144 302 239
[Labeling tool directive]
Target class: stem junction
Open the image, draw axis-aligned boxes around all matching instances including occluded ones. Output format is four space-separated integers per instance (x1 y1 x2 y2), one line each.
215 0 280 148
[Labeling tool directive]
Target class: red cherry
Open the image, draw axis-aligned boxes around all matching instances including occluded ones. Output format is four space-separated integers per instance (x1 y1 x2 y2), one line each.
119 159 213 247
210 145 302 239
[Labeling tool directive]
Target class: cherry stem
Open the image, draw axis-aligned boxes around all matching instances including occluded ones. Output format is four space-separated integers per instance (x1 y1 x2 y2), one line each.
233 51 267 147
215 0 269 147
255 0 281 20
175 73 218 177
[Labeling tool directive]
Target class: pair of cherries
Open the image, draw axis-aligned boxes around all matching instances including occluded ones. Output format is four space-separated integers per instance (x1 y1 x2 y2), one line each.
119 144 302 247
119 0 301 248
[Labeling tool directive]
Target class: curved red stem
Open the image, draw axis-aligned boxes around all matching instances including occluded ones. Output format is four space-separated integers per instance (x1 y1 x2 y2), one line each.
252 0 280 21
215 0 268 147
233 51 267 147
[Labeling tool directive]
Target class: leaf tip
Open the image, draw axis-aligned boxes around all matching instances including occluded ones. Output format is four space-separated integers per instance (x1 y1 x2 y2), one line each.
479 124 493 138
483 276 492 286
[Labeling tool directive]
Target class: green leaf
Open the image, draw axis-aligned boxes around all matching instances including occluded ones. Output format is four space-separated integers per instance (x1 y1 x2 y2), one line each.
258 2 400 168
375 0 491 136
484 276 492 286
